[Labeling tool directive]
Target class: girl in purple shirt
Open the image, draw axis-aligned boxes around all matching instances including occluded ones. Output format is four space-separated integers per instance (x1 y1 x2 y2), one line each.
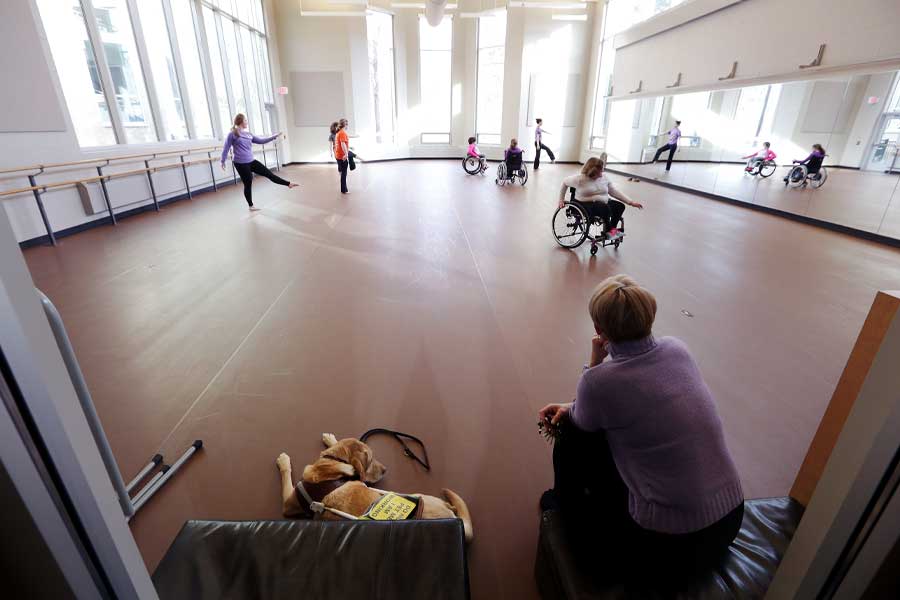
220 113 298 210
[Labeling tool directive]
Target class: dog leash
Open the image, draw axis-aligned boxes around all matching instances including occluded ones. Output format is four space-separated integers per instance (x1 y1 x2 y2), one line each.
360 428 431 472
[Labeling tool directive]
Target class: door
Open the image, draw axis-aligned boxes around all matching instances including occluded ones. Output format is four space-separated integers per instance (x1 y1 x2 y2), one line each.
865 114 900 172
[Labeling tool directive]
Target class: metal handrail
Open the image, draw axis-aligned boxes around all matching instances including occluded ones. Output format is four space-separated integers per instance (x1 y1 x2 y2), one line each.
0 144 219 177
2 142 281 246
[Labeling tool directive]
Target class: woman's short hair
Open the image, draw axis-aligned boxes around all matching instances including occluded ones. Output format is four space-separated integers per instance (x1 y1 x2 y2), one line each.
581 156 605 179
588 275 657 342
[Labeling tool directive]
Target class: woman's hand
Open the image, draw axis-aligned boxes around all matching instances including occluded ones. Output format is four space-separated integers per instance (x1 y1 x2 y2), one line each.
558 199 566 209
220 162 226 172
589 334 608 367
538 403 572 426
631 201 644 210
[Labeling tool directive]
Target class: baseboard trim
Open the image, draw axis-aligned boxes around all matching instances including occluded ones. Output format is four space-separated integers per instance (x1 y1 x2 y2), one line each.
19 178 239 249
609 159 862 170
284 158 583 166
606 167 900 249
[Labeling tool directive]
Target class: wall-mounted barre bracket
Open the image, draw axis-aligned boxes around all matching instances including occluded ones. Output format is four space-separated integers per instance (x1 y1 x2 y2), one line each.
666 72 682 88
718 61 738 81
629 80 643 94
606 81 614 97
799 44 826 69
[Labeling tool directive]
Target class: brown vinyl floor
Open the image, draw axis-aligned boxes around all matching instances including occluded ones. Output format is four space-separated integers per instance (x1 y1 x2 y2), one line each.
22 160 900 600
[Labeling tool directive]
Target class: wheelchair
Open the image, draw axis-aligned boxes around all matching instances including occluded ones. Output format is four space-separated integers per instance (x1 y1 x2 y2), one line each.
552 188 625 255
746 159 777 178
496 154 528 186
462 155 487 175
783 163 827 189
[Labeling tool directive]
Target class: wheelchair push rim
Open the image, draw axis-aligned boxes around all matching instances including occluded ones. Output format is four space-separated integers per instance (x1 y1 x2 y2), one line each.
786 165 806 188
463 156 482 175
759 161 777 178
809 167 827 188
552 202 589 248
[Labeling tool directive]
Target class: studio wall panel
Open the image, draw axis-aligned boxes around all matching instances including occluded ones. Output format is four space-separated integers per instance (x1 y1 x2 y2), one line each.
290 71 346 127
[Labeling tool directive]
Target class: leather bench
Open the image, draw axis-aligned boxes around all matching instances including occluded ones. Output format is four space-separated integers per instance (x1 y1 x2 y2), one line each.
153 518 469 600
535 497 804 599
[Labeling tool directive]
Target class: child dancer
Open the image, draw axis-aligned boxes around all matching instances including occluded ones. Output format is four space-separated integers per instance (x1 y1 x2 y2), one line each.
742 142 776 171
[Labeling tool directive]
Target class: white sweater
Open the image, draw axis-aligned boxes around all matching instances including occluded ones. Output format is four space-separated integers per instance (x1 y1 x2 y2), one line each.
560 173 619 203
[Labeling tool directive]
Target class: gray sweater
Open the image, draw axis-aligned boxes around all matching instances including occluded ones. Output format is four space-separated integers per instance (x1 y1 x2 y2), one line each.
572 335 743 534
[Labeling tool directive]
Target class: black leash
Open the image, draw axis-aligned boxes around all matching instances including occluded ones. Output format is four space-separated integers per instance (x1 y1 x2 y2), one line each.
360 428 431 472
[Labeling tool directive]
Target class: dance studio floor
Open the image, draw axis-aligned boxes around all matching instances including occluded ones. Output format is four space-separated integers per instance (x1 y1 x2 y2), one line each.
22 160 900 599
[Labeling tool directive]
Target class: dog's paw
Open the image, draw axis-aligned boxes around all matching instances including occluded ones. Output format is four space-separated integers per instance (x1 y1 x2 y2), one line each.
276 452 292 472
322 433 338 447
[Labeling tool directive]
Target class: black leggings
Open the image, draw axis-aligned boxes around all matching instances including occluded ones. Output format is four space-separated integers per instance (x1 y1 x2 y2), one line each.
576 200 625 232
552 421 744 584
234 160 290 207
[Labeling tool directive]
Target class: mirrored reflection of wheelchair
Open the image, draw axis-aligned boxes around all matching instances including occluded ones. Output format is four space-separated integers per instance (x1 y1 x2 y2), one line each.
783 164 828 189
463 155 488 175
496 155 528 186
552 189 625 255
746 159 777 178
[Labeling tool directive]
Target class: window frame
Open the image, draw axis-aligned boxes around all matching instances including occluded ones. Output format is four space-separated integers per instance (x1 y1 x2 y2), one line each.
365 10 399 145
37 0 275 148
474 13 506 145
417 15 453 145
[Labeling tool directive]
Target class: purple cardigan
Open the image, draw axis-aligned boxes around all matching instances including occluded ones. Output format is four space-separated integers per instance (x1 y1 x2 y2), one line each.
221 130 278 166
571 335 743 534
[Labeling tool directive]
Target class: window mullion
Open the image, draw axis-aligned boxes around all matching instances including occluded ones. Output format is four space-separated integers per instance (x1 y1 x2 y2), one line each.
251 34 269 133
79 0 126 144
193 0 222 138
163 0 196 138
232 17 252 127
125 0 166 141
214 11 236 120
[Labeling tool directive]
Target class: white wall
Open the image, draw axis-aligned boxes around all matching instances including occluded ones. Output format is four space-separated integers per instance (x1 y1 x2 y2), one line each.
0 0 282 245
612 0 900 99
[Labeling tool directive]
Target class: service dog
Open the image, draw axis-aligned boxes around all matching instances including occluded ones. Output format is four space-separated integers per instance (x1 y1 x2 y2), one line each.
276 433 473 543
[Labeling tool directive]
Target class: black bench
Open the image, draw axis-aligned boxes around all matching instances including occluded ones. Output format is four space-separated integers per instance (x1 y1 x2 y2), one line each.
535 497 803 599
153 518 469 600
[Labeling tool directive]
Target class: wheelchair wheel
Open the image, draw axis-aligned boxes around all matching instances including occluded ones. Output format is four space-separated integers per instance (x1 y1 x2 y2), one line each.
552 202 589 249
787 165 807 188
519 165 528 186
809 167 827 189
463 156 482 175
747 162 762 176
496 163 507 185
759 161 777 178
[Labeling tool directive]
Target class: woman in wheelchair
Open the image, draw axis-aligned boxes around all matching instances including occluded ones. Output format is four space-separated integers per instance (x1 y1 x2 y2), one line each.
784 143 826 185
496 138 528 185
558 157 643 239
742 142 776 172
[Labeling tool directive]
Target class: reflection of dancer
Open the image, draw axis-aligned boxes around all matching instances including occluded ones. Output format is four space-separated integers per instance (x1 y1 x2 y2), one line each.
328 121 339 159
784 144 826 183
221 113 297 211
742 142 776 172
651 120 681 171
533 118 556 170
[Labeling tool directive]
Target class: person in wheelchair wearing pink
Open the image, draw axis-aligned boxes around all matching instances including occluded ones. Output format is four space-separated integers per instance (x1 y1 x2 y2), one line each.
558 156 643 238
742 142 776 172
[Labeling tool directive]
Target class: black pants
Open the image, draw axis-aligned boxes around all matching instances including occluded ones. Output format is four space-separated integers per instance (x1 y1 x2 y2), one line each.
336 159 349 193
534 142 555 169
652 143 677 171
234 160 290 207
551 421 744 583
577 200 625 233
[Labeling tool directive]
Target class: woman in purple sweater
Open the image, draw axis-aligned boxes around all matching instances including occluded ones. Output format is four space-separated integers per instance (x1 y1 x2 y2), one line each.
538 274 744 578
220 113 297 210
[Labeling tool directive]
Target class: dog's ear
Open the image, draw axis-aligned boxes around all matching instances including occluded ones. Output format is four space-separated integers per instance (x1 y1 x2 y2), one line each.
323 439 386 483
302 458 355 484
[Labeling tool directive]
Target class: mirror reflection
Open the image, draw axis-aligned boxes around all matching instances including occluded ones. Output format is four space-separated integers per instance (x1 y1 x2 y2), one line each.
604 70 900 239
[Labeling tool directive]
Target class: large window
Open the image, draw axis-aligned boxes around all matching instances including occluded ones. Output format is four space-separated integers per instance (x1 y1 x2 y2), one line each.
366 12 397 144
475 13 506 146
418 16 452 144
36 0 276 147
36 0 116 146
